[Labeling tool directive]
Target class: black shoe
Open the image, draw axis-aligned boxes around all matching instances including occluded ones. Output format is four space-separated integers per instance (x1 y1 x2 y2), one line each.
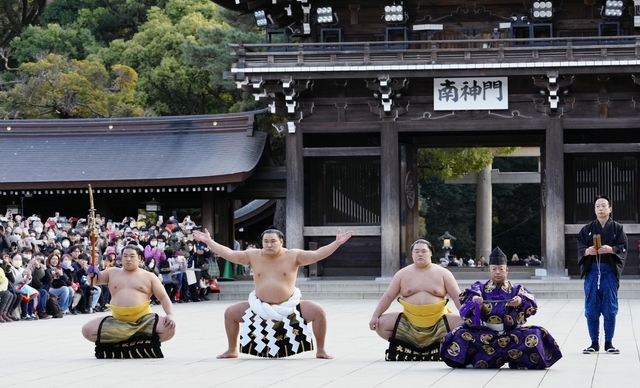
70 309 78 315
605 342 620 354
583 341 599 354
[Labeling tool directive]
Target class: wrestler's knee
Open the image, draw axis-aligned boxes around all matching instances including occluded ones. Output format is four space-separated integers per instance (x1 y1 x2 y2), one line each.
159 327 176 342
225 302 249 322
300 300 325 322
81 322 97 342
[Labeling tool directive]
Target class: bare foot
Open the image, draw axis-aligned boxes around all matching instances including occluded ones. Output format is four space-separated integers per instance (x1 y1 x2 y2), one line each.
217 349 239 359
316 350 334 359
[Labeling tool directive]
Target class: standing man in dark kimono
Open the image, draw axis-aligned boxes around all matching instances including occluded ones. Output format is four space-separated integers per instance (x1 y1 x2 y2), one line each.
440 247 563 369
577 195 627 354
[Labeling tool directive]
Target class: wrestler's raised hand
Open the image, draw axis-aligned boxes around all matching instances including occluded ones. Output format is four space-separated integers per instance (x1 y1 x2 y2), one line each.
335 229 354 245
162 314 176 329
192 229 213 244
472 296 483 303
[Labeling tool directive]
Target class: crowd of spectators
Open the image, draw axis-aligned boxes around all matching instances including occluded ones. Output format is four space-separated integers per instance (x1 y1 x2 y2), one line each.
0 211 219 323
439 253 542 268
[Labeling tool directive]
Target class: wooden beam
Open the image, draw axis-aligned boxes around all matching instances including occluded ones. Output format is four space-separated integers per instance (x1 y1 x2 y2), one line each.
564 143 640 153
563 118 640 129
300 121 382 133
398 120 547 132
447 171 541 184
303 147 381 157
411 134 544 147
565 224 640 234
303 225 381 236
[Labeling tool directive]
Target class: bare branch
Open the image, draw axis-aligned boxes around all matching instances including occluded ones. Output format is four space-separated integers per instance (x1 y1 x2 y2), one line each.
0 48 18 71
75 102 108 118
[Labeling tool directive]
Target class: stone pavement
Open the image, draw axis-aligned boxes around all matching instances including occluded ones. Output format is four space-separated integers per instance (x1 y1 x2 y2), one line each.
1 297 639 387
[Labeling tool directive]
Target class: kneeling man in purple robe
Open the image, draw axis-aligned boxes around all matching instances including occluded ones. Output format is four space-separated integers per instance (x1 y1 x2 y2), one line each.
440 247 563 369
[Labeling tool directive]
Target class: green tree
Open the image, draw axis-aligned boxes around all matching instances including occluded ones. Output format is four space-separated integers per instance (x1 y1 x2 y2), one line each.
491 156 541 258
40 0 164 44
91 0 264 115
10 23 100 63
418 155 542 261
5 53 143 118
420 177 477 259
418 147 517 180
0 0 47 49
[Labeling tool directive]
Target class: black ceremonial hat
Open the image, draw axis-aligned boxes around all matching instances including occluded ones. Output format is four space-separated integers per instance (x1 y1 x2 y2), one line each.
489 247 507 265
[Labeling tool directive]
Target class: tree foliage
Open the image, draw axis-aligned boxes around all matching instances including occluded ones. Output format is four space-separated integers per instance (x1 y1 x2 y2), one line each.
5 53 143 118
40 0 164 44
0 0 47 49
91 0 264 115
419 156 542 260
420 177 477 259
418 147 518 180
10 23 100 63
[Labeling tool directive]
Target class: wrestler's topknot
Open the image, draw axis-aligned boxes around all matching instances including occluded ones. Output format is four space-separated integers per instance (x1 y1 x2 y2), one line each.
261 227 284 240
410 239 433 252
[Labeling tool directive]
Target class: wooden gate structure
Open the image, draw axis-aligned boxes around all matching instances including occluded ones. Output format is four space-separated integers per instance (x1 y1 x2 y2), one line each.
214 0 640 277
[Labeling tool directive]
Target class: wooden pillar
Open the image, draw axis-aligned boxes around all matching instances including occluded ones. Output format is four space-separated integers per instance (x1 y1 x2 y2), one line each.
475 165 492 261
400 144 419 266
286 130 306 278
214 197 233 248
543 116 566 277
201 191 215 237
380 122 400 278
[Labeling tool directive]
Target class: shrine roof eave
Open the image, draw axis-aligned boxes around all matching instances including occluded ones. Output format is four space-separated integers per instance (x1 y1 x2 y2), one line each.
231 64 640 81
0 110 269 190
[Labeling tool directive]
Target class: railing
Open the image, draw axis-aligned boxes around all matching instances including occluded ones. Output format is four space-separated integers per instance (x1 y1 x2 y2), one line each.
230 35 640 68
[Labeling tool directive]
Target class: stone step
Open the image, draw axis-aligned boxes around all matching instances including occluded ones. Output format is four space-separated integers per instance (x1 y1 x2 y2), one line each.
211 279 640 300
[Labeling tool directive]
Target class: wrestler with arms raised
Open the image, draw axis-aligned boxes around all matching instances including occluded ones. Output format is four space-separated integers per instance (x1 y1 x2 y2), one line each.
193 227 353 359
82 245 176 358
370 239 463 361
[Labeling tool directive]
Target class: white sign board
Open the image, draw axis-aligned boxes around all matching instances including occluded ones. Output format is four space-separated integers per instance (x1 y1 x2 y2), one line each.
434 77 508 111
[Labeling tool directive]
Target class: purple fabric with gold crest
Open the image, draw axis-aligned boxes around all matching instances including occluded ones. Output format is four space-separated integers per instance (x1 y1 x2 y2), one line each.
440 280 563 369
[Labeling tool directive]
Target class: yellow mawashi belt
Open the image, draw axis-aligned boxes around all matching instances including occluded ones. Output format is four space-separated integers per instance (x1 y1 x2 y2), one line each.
107 300 153 322
398 298 450 327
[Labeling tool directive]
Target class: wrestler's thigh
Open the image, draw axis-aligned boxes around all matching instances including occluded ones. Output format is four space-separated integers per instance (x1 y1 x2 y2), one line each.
376 313 400 340
81 316 106 341
378 313 400 331
300 300 325 322
225 301 250 321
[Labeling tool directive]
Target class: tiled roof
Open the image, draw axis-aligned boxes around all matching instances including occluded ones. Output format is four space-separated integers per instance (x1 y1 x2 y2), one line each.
1 111 268 189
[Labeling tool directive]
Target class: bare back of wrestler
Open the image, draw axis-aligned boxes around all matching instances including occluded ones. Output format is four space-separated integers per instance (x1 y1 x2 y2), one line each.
81 246 176 343
193 228 353 359
370 240 463 340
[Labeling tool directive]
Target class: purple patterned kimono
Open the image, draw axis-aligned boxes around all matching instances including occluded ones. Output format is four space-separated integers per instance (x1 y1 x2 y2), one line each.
440 280 562 369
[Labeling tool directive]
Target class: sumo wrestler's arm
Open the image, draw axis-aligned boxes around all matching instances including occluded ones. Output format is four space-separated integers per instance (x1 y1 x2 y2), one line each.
442 269 463 310
150 272 176 329
193 229 251 266
369 272 402 330
296 229 354 266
